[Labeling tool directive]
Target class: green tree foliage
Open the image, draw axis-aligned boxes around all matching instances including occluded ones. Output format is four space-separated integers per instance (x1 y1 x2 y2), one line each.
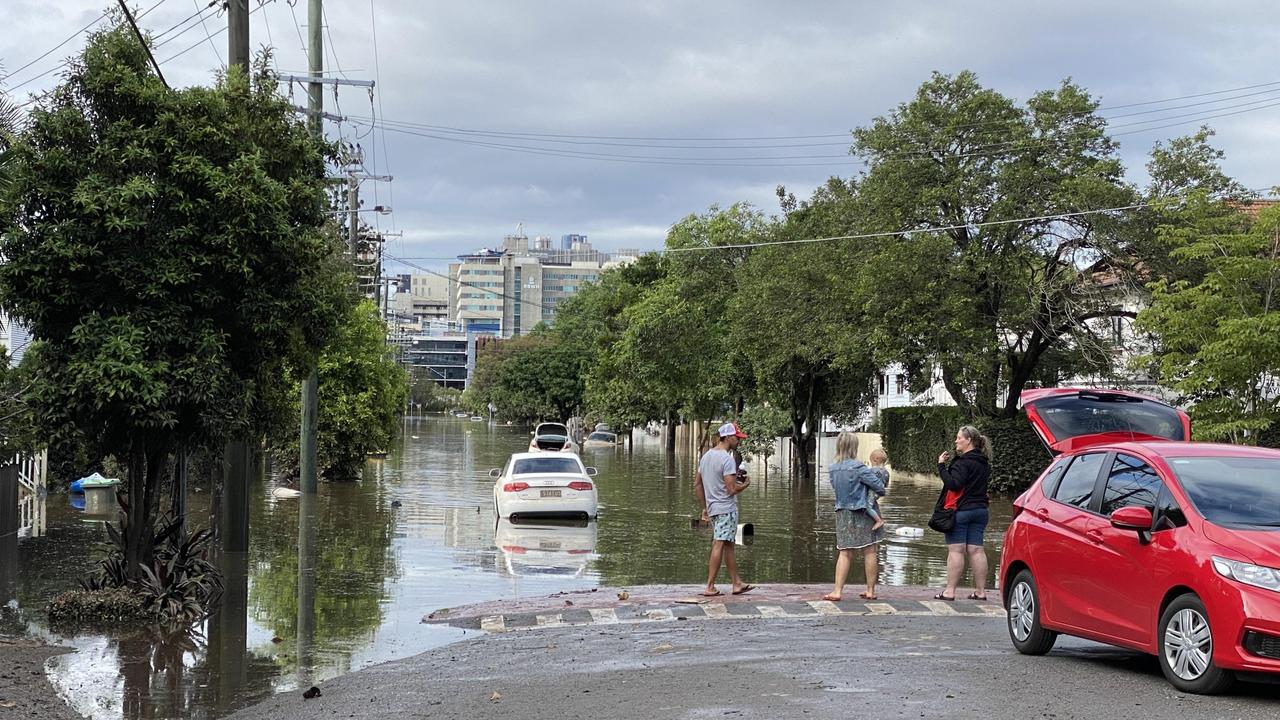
1137 201 1280 442
313 300 408 479
733 181 878 476
0 28 349 575
853 71 1138 418
465 329 587 422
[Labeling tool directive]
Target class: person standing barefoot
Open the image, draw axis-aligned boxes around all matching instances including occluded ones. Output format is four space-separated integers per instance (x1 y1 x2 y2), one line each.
823 432 886 601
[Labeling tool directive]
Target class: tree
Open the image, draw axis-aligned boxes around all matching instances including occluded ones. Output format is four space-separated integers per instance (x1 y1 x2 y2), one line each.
313 300 408 479
1137 201 1280 442
466 329 587 422
852 71 1138 418
732 180 879 478
0 28 350 577
595 205 764 448
0 83 20 194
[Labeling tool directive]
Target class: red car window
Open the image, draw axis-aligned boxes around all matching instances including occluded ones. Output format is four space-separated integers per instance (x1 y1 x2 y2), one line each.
1053 452 1106 510
1100 454 1163 516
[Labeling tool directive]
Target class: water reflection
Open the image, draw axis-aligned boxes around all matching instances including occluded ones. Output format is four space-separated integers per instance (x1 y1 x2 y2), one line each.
494 519 597 578
18 416 1013 719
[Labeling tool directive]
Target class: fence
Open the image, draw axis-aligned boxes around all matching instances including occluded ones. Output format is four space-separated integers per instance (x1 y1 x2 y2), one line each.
15 450 48 538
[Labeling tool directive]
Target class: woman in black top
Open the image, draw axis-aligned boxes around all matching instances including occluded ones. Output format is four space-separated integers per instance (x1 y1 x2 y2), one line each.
935 425 992 601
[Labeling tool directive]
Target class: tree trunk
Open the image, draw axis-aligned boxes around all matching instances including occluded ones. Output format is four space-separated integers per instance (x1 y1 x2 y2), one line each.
665 410 676 453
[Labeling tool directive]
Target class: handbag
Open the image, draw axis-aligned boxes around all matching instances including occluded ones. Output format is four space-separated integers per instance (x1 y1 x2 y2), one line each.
928 488 963 533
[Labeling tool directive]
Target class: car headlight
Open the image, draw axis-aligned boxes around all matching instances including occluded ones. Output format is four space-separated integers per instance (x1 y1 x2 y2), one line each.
1212 556 1280 592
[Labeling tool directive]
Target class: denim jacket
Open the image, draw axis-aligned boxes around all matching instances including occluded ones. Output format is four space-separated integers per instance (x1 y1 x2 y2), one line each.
830 459 886 512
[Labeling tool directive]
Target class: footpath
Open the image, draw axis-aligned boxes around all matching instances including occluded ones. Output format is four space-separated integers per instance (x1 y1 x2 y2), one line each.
224 583 1280 720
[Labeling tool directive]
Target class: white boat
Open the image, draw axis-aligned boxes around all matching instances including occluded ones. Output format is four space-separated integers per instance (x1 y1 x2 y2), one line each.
490 452 598 521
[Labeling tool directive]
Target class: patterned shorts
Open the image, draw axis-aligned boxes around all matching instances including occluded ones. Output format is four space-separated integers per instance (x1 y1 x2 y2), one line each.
712 510 739 542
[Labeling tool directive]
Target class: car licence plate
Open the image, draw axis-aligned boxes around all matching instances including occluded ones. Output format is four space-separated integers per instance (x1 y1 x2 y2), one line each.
540 489 562 498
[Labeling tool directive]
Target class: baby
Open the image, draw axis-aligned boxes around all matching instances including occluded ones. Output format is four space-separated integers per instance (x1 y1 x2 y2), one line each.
867 448 890 531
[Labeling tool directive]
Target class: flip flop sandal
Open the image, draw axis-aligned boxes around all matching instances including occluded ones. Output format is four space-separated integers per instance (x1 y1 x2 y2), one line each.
702 590 724 597
732 584 756 595
967 593 989 601
859 593 879 600
933 593 956 601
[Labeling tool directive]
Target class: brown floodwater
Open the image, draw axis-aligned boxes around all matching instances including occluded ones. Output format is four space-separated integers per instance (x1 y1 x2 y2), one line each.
3 416 1015 719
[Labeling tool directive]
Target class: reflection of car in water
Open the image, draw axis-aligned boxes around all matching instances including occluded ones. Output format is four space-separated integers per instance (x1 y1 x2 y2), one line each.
494 518 597 578
491 452 598 520
582 431 620 448
529 421 579 454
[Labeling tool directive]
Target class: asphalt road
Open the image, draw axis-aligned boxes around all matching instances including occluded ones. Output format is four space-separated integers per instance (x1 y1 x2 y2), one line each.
225 612 1280 720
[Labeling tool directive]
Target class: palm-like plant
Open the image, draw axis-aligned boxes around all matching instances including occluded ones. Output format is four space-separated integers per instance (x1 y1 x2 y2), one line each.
0 88 21 194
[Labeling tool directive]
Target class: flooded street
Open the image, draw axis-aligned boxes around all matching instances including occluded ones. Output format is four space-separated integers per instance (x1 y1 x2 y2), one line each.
7 416 1013 719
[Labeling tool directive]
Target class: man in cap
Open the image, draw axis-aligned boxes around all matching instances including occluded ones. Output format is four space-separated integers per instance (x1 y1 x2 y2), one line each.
695 422 755 596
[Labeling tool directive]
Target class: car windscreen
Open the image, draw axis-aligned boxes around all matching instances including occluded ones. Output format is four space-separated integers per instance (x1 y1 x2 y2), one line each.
1168 456 1280 528
513 457 581 475
1035 394 1185 442
537 424 569 436
587 432 614 441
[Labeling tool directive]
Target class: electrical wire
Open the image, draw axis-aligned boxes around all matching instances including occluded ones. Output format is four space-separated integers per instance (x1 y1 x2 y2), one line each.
1 10 109 84
192 0 225 70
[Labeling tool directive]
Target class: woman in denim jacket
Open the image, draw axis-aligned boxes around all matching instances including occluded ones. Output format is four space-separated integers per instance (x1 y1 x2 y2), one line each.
822 432 887 601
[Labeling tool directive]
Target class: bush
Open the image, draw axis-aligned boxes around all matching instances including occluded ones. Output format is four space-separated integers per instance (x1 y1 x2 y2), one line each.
981 414 1052 495
879 406 965 473
880 406 1051 495
47 588 154 629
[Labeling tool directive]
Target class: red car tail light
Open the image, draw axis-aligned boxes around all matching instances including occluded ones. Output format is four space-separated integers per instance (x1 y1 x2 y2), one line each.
567 481 593 491
501 545 527 554
502 482 530 492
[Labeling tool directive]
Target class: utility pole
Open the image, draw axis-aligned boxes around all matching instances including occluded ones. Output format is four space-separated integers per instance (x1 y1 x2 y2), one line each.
299 0 323 496
347 176 360 257
220 0 253 556
228 0 250 72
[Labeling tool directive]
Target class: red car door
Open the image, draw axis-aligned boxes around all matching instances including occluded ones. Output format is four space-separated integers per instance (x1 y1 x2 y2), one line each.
1027 451 1111 632
1087 452 1180 650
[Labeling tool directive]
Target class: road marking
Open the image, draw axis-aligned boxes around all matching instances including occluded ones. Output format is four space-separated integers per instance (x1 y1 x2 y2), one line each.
535 613 565 627
702 603 730 619
921 601 959 616
757 605 789 618
978 604 1007 617
644 608 674 621
865 603 897 615
480 615 506 632
807 600 843 616
589 608 619 624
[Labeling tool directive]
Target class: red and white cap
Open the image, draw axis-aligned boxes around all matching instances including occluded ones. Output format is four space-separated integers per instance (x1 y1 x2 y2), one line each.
718 422 749 439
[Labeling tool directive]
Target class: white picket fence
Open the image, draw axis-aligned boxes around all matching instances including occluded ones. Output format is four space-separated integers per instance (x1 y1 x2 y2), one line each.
15 450 48 538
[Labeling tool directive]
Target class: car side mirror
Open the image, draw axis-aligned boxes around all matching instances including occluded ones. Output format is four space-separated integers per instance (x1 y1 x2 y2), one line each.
585 467 598 477
489 468 502 479
1110 506 1154 543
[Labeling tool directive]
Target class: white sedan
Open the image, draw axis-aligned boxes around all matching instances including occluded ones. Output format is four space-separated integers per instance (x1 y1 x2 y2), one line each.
491 452 598 520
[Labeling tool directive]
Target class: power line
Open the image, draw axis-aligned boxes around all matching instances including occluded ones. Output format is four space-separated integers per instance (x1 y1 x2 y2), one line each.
382 252 557 313
191 0 225 69
1 10 109 85
659 193 1280 254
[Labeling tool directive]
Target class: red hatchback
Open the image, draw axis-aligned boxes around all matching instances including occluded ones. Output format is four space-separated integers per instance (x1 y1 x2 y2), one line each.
1000 388 1280 694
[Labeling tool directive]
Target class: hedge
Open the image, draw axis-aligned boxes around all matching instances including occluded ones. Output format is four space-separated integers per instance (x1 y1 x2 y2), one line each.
880 406 1052 495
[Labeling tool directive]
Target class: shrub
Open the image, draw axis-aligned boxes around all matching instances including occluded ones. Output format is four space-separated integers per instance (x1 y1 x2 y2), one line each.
981 414 1052 495
880 406 1051 495
879 406 965 473
47 588 153 629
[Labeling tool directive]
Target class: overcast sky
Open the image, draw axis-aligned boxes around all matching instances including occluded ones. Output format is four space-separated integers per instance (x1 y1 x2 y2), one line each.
4 1 1280 271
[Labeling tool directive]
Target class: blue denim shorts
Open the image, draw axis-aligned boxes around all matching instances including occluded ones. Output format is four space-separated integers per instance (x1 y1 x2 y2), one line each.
944 507 989 546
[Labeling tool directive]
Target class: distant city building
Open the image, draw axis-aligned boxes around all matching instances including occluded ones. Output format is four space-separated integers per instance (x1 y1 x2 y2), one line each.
448 230 631 339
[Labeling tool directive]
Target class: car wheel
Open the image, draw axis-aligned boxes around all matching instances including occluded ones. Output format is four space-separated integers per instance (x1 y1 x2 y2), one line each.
1006 569 1057 655
1158 594 1235 694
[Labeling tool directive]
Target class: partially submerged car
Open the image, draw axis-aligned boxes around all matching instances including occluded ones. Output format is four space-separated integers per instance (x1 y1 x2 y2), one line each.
491 452 598 521
528 421 578 454
582 431 621 448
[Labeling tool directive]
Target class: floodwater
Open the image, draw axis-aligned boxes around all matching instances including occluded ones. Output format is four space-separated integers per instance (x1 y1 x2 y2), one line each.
4 416 1014 719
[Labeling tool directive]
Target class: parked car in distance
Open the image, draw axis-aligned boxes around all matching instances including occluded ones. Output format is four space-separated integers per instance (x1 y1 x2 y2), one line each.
582 431 620 448
1000 388 1280 694
528 422 578 454
492 452 598 521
